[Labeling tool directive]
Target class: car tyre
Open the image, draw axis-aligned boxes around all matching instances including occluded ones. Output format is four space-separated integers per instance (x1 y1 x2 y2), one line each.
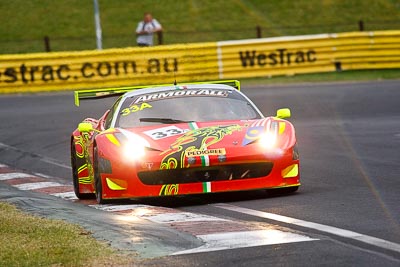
94 147 111 204
71 142 95 199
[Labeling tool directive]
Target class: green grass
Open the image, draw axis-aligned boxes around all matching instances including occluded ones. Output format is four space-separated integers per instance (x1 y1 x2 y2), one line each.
0 202 133 267
241 69 400 86
0 0 399 54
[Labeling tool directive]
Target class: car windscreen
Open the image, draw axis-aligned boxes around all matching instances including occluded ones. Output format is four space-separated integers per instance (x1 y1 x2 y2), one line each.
116 89 261 128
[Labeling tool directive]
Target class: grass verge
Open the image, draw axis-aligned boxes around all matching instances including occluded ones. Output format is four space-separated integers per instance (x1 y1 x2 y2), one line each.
0 201 133 267
0 0 399 53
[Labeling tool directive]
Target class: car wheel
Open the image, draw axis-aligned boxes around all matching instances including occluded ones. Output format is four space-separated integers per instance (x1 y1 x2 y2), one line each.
71 142 95 199
94 147 111 204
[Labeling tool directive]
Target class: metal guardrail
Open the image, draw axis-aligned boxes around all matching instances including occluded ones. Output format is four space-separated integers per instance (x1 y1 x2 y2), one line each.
0 20 399 54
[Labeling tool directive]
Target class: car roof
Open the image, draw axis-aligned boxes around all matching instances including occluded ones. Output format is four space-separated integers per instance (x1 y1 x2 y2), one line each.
122 83 236 99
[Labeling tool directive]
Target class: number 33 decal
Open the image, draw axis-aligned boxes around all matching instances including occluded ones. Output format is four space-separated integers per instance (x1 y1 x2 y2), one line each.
144 126 187 140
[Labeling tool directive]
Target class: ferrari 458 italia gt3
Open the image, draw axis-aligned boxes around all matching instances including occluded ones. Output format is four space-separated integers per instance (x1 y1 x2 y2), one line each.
71 80 300 203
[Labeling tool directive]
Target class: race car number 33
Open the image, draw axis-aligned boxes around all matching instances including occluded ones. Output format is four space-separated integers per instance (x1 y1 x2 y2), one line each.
144 126 187 140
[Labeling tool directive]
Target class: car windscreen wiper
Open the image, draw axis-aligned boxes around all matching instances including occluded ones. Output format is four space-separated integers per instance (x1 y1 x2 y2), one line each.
139 117 194 124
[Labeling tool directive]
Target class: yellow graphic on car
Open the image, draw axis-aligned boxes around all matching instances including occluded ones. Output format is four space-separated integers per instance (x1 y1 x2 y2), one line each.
159 184 179 195
121 103 152 116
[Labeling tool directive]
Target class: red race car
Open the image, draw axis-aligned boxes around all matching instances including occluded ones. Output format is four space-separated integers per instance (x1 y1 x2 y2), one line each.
71 80 300 203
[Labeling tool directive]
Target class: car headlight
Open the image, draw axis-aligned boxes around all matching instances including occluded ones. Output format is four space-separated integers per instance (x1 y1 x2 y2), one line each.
119 129 150 161
258 131 277 149
123 141 146 160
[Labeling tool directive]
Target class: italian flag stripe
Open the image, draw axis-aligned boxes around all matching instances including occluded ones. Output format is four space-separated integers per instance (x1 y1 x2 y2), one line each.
201 155 210 166
200 156 206 166
189 123 211 193
188 122 198 130
188 122 210 167
202 182 211 193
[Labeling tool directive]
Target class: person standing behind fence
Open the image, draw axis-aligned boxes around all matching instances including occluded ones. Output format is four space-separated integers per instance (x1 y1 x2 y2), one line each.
136 12 162 47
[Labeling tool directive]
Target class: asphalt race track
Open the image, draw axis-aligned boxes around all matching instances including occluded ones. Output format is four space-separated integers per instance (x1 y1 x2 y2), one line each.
0 80 399 266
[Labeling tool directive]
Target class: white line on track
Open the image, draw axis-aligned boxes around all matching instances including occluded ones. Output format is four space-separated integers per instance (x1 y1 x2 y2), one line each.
33 172 53 179
92 204 317 254
213 203 400 254
90 205 229 223
0 142 71 170
0 172 320 256
143 212 229 224
0 172 33 180
14 182 65 190
50 191 78 200
90 204 153 212
173 229 316 255
0 163 8 168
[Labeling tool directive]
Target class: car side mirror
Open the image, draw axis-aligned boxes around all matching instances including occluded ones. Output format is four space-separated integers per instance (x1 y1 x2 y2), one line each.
78 122 94 133
276 108 291 119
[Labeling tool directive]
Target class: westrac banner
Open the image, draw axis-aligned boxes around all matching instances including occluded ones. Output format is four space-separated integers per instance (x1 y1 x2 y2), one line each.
0 30 399 93
0 42 219 93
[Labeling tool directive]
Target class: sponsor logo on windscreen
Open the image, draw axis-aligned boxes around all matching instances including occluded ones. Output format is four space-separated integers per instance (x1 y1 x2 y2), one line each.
185 148 226 157
133 89 229 104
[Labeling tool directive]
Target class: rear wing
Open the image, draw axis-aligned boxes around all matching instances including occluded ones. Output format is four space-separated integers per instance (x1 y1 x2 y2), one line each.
74 80 240 106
